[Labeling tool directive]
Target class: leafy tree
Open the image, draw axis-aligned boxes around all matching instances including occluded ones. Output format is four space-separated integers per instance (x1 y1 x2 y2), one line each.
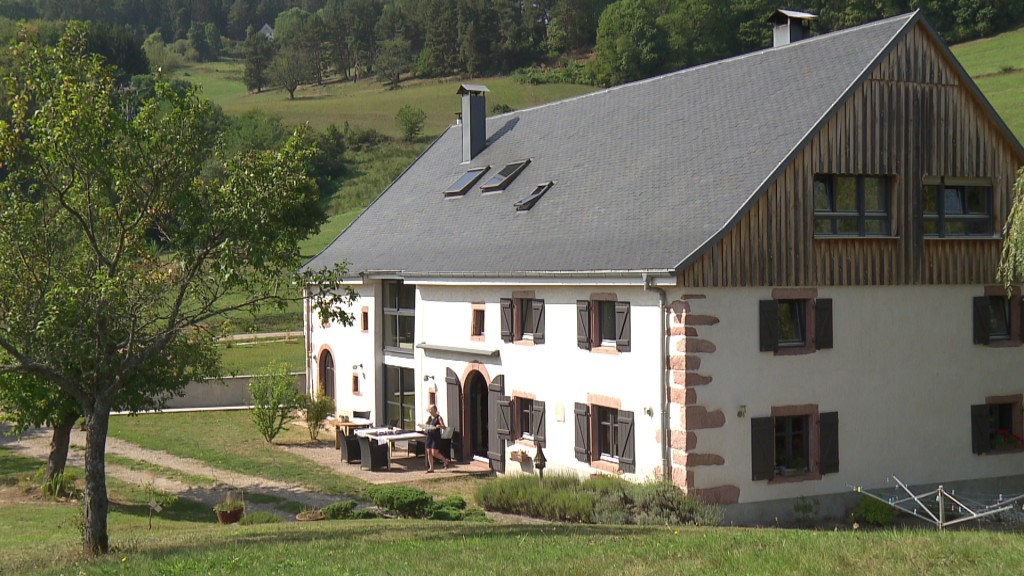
249 362 302 442
592 0 667 86
268 44 314 98
395 105 427 141
142 31 185 74
0 23 354 555
187 20 212 60
375 37 411 88
85 23 150 78
243 26 276 92
998 168 1024 286
204 22 222 59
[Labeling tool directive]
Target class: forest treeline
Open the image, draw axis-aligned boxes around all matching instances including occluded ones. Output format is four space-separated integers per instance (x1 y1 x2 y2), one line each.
1 0 1022 89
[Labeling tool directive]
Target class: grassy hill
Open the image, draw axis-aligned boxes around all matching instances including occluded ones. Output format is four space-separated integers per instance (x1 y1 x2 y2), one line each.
952 25 1024 138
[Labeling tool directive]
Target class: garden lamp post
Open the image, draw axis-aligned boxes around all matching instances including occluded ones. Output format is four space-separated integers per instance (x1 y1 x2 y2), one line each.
534 444 546 481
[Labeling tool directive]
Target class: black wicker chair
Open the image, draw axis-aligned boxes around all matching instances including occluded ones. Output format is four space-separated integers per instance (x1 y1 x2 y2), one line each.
357 435 389 471
339 429 361 463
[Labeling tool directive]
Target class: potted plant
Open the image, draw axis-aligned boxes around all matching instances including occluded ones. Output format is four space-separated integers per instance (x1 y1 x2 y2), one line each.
214 494 245 524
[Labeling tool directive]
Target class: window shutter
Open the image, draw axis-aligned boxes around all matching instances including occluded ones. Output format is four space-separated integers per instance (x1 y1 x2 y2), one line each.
971 403 992 454
500 298 513 342
374 375 386 428
445 368 461 435
751 416 775 481
574 402 591 462
618 410 635 473
818 411 839 474
531 400 546 446
532 299 545 344
577 300 592 350
497 397 512 441
973 297 991 344
814 299 833 350
615 301 631 352
759 300 779 352
487 376 505 472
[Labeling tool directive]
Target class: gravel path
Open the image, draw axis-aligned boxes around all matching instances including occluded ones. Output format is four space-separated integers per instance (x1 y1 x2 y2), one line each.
0 425 337 519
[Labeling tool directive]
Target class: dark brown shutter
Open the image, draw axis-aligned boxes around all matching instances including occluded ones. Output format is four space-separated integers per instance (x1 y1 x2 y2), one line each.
615 301 631 352
445 368 461 436
500 298 513 342
751 416 775 481
971 403 992 454
814 299 833 350
532 400 546 446
759 300 779 352
374 371 386 427
487 376 505 472
532 299 545 344
973 297 990 345
618 410 635 473
574 402 590 462
577 300 591 350
497 397 512 440
818 411 839 474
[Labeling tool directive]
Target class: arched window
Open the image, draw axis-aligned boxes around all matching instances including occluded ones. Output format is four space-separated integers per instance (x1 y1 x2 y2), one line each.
319 350 335 400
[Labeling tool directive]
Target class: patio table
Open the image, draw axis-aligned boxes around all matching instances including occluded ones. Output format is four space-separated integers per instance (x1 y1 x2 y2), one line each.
356 429 427 470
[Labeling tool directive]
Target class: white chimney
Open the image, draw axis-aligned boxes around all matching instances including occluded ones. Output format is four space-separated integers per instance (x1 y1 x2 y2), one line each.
770 9 817 47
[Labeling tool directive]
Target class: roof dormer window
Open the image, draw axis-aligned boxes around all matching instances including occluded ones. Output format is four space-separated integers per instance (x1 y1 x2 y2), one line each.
481 159 531 191
444 167 489 197
515 182 553 211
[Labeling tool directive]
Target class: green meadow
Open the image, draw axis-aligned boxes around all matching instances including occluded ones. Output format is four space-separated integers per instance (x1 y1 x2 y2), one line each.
952 25 1024 138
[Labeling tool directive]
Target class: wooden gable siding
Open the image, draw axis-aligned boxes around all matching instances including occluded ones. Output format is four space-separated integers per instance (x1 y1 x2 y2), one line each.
679 23 1022 288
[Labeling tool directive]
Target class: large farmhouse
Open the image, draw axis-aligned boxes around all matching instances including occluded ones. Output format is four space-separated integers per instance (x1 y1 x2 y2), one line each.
303 10 1024 520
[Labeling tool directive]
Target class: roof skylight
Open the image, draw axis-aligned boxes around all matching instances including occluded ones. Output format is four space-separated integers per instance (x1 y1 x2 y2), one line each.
444 167 488 197
515 182 553 212
481 159 531 191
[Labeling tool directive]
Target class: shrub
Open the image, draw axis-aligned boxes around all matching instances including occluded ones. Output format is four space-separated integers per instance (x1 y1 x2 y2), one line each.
342 122 389 151
395 105 427 142
850 496 895 526
351 509 379 520
239 511 282 525
323 500 358 520
365 485 434 518
301 394 336 441
630 481 722 527
435 495 467 510
249 361 302 443
490 103 514 115
39 468 81 499
429 506 464 521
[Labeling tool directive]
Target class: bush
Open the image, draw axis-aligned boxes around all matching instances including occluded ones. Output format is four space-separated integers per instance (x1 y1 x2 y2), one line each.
476 474 721 526
395 105 427 142
39 468 81 499
249 362 302 443
365 485 434 518
301 394 335 441
429 506 464 521
342 122 389 151
512 62 596 86
435 495 467 510
239 511 282 525
351 509 379 520
850 496 895 526
323 500 358 520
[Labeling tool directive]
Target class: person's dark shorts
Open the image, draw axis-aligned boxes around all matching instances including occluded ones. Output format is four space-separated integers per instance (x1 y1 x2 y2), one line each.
425 436 439 450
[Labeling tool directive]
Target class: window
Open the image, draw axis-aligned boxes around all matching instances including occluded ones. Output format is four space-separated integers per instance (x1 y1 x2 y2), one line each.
971 395 1023 454
759 290 832 354
813 175 890 236
360 307 369 332
319 349 335 399
973 287 1021 346
444 167 488 197
514 182 553 211
923 179 993 237
383 365 415 429
351 373 360 394
481 159 530 191
751 406 838 482
383 280 415 353
471 305 485 340
514 398 545 444
573 402 635 473
577 297 631 352
500 296 545 344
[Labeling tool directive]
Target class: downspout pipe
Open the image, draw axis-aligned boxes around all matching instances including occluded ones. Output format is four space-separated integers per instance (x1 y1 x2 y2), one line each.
643 272 672 483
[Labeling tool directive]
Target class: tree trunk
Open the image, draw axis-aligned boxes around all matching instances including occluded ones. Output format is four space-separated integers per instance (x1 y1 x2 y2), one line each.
82 406 111 556
45 412 78 482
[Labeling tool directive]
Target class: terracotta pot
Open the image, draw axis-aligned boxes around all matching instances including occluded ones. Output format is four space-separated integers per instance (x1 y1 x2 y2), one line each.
215 508 244 524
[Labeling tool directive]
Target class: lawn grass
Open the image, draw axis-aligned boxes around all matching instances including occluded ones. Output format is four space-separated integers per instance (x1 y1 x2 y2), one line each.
219 338 306 375
176 60 596 137
105 454 217 487
107 411 365 497
952 25 1024 138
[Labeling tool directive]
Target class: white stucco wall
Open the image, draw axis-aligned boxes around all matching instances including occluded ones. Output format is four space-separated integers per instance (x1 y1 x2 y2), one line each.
307 283 378 418
683 285 1024 504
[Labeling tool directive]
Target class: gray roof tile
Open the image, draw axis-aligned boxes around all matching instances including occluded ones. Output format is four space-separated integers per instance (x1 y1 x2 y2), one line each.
305 13 916 277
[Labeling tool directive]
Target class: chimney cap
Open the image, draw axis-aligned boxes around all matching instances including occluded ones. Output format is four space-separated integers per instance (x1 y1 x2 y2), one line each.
768 9 817 24
457 84 490 95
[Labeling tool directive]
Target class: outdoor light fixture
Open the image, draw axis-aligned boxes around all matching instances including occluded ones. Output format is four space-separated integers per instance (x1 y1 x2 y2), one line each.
423 375 435 382
533 444 547 480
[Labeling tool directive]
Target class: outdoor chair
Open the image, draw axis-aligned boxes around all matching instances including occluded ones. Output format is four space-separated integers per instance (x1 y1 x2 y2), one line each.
357 435 389 471
339 429 361 464
353 410 371 421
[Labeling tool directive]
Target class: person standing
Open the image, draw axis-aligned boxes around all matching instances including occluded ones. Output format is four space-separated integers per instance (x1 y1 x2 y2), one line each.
423 405 453 473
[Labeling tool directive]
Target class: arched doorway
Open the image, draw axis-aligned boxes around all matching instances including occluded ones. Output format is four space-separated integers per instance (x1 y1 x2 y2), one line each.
319 349 335 400
465 371 488 460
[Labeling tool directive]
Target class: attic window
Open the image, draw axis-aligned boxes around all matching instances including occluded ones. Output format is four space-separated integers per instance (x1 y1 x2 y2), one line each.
515 182 553 212
481 159 531 191
445 167 488 197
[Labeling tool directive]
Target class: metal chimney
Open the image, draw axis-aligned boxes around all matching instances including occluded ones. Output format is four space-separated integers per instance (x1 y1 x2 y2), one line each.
457 84 488 162
769 9 817 47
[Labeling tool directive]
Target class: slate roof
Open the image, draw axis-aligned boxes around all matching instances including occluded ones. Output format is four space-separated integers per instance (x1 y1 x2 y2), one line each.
306 13 920 278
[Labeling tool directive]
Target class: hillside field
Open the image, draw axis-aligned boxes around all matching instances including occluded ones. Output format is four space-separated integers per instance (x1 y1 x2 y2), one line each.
951 25 1024 138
